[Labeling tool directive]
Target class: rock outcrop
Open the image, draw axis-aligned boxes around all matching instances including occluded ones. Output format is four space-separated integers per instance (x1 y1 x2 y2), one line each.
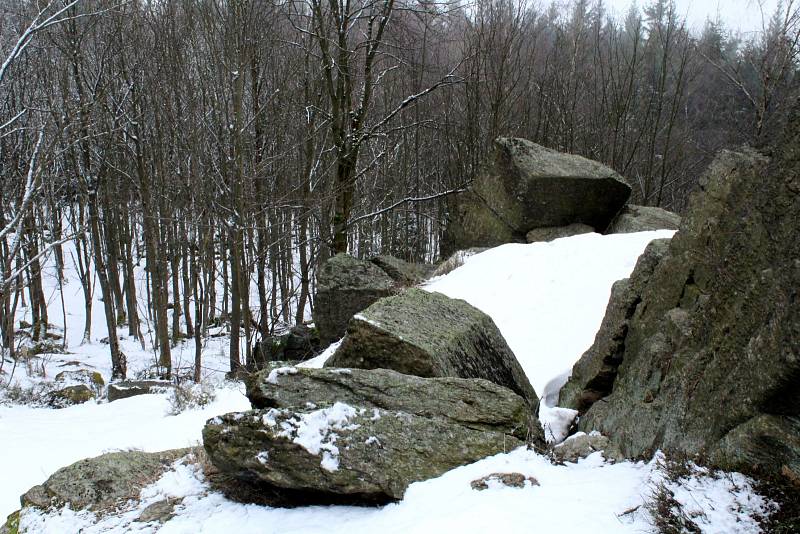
54 369 104 390
312 254 395 345
607 204 681 234
107 380 174 402
19 449 188 512
325 288 540 410
561 119 800 481
442 138 631 255
205 354 539 505
203 403 522 504
246 366 532 440
558 239 671 412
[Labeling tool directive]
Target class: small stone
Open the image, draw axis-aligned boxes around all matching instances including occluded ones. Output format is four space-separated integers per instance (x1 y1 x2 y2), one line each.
136 498 180 524
552 432 621 463
470 472 540 491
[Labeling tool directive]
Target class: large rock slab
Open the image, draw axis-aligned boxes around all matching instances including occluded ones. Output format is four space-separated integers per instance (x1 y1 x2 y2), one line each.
559 239 671 413
442 138 631 255
203 403 523 504
325 288 540 411
246 366 532 440
313 254 395 345
567 120 800 482
19 449 188 513
607 204 681 234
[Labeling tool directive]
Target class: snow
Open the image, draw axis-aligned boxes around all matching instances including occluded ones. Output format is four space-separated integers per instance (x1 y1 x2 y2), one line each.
266 366 298 384
646 453 776 533
297 339 341 369
0 385 249 519
2 230 775 532
424 230 675 440
15 447 773 534
425 231 674 398
277 402 362 472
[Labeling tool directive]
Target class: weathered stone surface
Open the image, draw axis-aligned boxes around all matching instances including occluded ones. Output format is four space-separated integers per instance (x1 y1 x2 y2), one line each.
525 223 594 243
432 248 487 276
136 498 181 524
250 325 320 370
607 204 681 234
20 449 188 512
551 432 621 463
46 385 95 408
470 472 539 490
442 138 631 255
370 255 433 286
325 289 540 413
559 239 671 412
246 367 532 440
1 510 18 534
313 254 395 345
54 369 104 388
203 404 523 504
570 116 800 482
107 380 174 402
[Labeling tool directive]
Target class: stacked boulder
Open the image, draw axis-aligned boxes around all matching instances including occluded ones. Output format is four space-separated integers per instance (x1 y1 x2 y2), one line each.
559 110 800 482
326 288 538 406
441 137 680 254
313 254 432 346
204 287 542 505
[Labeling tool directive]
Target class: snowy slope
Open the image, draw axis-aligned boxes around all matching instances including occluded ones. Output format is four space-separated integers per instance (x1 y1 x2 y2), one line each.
425 230 675 401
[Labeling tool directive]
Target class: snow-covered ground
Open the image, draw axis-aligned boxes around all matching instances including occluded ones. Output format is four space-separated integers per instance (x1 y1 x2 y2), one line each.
1 231 774 533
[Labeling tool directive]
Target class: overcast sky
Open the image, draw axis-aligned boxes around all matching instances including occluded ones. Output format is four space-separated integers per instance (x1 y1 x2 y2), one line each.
602 0 783 34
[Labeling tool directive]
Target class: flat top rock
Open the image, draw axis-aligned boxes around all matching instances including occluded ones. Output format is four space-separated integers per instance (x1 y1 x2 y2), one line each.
317 254 394 291
352 289 492 351
246 367 532 440
21 449 189 512
608 205 681 234
495 138 628 182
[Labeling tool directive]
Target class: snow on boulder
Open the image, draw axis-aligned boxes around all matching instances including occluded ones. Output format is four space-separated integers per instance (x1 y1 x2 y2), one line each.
17 449 190 513
245 367 532 441
558 238 671 413
202 403 523 505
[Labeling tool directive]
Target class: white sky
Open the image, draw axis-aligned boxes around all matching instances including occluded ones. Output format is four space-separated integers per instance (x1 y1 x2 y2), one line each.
603 0 784 34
